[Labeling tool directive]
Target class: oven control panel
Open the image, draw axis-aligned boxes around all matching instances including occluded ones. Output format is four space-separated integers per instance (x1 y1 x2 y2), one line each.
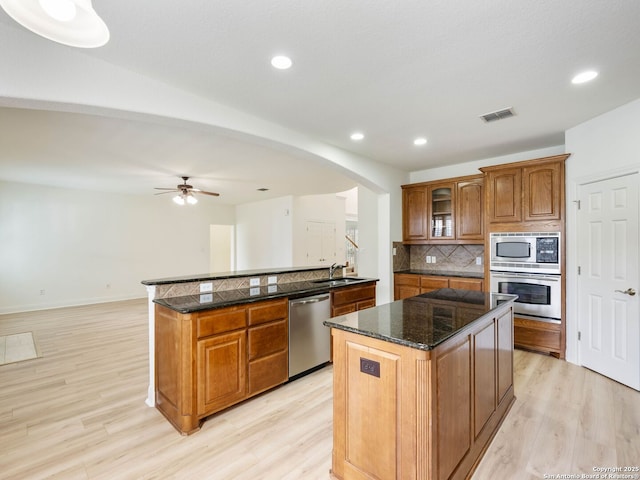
536 237 559 264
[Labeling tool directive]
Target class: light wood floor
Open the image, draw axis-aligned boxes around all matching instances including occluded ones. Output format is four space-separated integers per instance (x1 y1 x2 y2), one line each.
1 299 638 479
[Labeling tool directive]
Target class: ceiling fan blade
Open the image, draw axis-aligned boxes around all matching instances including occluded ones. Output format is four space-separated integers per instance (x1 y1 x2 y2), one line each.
198 191 220 197
154 191 176 195
154 187 178 191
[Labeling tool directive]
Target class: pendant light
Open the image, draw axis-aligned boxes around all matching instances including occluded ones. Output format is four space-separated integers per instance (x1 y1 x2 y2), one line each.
0 0 109 48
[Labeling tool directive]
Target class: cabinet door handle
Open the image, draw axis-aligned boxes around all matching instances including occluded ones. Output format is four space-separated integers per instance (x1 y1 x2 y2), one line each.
615 288 636 296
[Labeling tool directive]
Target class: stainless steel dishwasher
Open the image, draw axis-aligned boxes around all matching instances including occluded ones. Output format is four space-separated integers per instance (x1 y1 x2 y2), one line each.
288 293 331 379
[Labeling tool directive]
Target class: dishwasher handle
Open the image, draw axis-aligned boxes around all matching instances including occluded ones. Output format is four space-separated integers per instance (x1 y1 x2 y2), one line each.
290 295 330 306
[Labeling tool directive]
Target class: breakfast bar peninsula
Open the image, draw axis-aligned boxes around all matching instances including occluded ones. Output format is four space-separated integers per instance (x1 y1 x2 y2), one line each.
324 289 517 480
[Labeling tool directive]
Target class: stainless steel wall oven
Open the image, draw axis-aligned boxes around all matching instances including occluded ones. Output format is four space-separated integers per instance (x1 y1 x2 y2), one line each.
489 231 562 323
489 271 561 322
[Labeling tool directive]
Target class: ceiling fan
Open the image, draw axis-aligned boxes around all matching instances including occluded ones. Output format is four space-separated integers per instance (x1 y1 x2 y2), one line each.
154 176 220 205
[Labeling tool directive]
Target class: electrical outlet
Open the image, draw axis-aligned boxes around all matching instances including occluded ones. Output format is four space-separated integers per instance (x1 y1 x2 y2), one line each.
392 247 397 255
268 276 277 285
425 255 430 264
268 285 277 293
476 256 482 266
249 278 260 287
250 287 260 296
432 256 436 263
200 282 213 293
199 293 213 303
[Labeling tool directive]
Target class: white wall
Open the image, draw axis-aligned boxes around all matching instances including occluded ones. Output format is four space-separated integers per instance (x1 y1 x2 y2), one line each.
409 145 566 183
0 181 235 313
564 97 640 364
337 187 358 220
235 196 294 270
1 25 409 310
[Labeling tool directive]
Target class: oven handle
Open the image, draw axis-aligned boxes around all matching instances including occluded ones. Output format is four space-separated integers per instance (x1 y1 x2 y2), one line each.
490 272 560 281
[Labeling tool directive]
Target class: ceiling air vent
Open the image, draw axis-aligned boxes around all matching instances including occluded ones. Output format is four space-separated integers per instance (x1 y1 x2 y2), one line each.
480 107 515 123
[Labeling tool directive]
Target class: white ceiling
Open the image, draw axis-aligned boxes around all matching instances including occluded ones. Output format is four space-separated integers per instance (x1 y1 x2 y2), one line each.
1 0 640 204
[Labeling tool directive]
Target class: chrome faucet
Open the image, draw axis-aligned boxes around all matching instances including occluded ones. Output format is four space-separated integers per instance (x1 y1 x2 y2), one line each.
329 263 345 279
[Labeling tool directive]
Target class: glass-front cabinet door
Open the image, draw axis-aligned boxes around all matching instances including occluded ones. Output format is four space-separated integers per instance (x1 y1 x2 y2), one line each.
429 184 454 240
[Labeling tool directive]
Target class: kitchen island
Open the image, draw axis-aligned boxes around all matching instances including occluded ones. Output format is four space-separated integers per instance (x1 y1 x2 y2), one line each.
324 289 517 480
142 267 377 434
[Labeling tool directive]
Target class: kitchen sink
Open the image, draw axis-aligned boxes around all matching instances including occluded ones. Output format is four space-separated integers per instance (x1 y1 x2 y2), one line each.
311 277 366 286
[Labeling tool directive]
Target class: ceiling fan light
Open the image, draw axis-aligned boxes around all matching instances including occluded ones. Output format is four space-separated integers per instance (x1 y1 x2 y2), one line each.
0 0 110 48
173 195 185 206
186 194 198 205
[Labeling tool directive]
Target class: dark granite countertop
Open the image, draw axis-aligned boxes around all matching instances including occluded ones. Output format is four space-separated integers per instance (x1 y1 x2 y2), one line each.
142 266 329 286
154 277 378 313
324 289 517 351
394 269 484 279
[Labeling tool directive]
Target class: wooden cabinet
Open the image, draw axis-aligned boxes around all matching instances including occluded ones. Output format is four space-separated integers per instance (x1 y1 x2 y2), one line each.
513 316 562 358
402 185 429 242
481 153 569 358
330 282 376 317
429 183 455 240
330 302 515 480
393 273 421 299
247 300 289 395
394 273 483 300
523 161 563 221
456 177 484 240
197 330 246 416
421 275 450 293
155 297 288 434
481 154 568 228
449 277 483 291
402 174 484 244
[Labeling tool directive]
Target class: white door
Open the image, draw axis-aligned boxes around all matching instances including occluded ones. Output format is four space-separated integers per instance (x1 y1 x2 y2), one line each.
578 173 639 390
305 221 336 265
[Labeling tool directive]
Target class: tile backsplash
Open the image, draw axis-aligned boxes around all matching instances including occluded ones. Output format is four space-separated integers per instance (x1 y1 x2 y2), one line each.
154 269 330 299
393 242 484 275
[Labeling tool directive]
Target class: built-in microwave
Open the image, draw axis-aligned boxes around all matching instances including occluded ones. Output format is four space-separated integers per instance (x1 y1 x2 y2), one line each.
490 232 561 274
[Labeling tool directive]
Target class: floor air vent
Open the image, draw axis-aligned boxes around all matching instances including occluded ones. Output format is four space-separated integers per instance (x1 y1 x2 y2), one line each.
480 107 515 123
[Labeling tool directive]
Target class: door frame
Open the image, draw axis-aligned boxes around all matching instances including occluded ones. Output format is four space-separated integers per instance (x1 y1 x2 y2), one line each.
566 165 640 366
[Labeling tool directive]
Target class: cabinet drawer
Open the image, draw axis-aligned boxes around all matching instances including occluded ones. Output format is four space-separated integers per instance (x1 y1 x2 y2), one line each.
332 303 357 317
247 298 288 326
332 284 376 306
197 307 246 338
514 318 561 352
248 319 288 360
248 350 288 395
395 285 420 300
357 298 376 310
449 278 483 291
394 274 420 287
420 277 449 292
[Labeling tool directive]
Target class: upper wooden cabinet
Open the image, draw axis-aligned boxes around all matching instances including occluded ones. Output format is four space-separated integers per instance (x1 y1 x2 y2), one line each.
456 176 484 240
402 185 429 242
480 154 568 228
402 174 484 244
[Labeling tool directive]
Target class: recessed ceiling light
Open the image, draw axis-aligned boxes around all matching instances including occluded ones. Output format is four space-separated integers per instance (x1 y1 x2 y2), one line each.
271 55 292 70
413 137 428 146
572 70 598 84
350 132 364 141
